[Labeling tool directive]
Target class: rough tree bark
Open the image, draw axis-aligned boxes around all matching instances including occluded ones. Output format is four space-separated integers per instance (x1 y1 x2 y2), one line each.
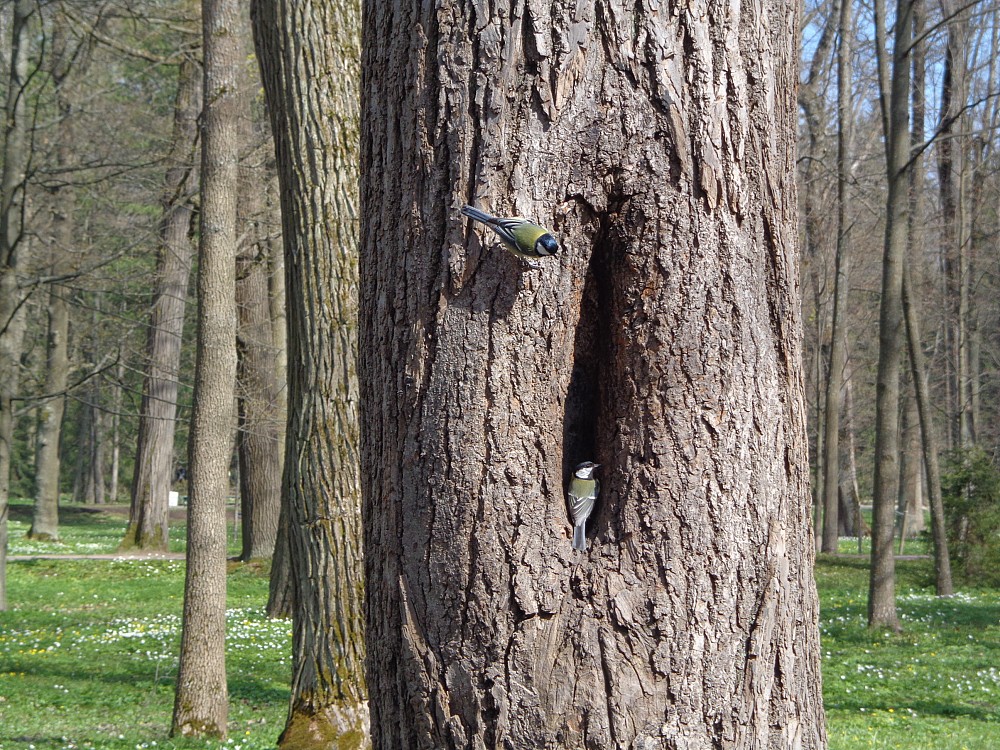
251 0 368 745
0 0 36 611
171 0 240 738
360 0 826 746
123 57 201 551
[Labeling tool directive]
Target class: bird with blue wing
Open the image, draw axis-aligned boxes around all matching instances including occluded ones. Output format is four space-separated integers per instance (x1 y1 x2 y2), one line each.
460 205 559 262
568 461 600 551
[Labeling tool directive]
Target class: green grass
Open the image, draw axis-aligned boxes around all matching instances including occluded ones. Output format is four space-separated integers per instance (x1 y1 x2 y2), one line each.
818 554 1000 748
0 559 288 750
2 503 283 750
1 505 998 748
6 500 243 557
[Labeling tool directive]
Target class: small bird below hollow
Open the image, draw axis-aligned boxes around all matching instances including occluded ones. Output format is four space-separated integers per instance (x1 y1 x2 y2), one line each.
460 204 559 263
568 461 600 551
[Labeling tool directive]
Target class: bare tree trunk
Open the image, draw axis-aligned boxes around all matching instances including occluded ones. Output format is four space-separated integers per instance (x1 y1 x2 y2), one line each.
72 402 92 504
124 57 201 550
82 393 107 506
252 0 368 744
234 59 283 561
30 284 69 539
109 358 125 503
902 266 954 595
844 369 868 552
822 0 854 554
902 0 952 596
171 0 240 738
897 388 923 552
361 0 826 745
938 4 973 449
30 0 93 536
799 5 837 554
868 0 911 631
264 170 292 616
0 0 36 613
236 224 282 561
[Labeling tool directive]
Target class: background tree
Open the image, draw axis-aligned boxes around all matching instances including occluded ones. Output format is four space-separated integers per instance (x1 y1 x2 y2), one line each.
28 5 92 540
252 0 368 743
171 0 240 737
361 0 826 747
0 0 37 611
867 0 913 631
123 53 201 551
235 60 283 563
820 0 854 554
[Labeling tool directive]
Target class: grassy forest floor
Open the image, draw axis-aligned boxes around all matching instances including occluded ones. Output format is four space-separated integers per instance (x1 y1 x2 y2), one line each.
1 502 998 749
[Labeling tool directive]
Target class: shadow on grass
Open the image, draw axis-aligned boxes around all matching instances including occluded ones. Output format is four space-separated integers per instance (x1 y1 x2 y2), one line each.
7 500 126 526
6 658 289 705
824 695 1000 723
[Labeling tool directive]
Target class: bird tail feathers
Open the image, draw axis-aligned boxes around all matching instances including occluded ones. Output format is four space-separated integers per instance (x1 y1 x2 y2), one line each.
572 523 587 551
460 205 496 224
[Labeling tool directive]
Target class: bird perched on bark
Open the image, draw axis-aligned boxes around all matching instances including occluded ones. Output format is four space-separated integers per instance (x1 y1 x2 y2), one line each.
568 461 600 551
460 204 559 262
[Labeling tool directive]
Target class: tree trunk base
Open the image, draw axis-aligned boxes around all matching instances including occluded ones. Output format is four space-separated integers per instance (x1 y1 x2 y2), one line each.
26 529 59 542
118 522 169 552
278 702 370 750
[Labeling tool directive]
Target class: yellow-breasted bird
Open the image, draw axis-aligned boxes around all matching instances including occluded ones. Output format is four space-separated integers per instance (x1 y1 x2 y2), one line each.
460 205 559 261
568 461 600 551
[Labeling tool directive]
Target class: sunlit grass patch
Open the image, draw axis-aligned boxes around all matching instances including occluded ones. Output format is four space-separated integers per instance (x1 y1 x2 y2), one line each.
834 535 932 556
819 556 1000 749
0 558 288 750
7 500 245 557
7 501 131 556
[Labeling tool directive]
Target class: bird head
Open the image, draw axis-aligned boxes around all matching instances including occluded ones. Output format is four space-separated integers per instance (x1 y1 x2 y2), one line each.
574 461 600 479
535 233 559 256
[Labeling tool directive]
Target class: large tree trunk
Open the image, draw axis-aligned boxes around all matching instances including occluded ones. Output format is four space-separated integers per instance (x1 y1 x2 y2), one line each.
0 0 36 613
360 0 826 746
171 0 240 738
251 0 369 744
124 57 201 551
